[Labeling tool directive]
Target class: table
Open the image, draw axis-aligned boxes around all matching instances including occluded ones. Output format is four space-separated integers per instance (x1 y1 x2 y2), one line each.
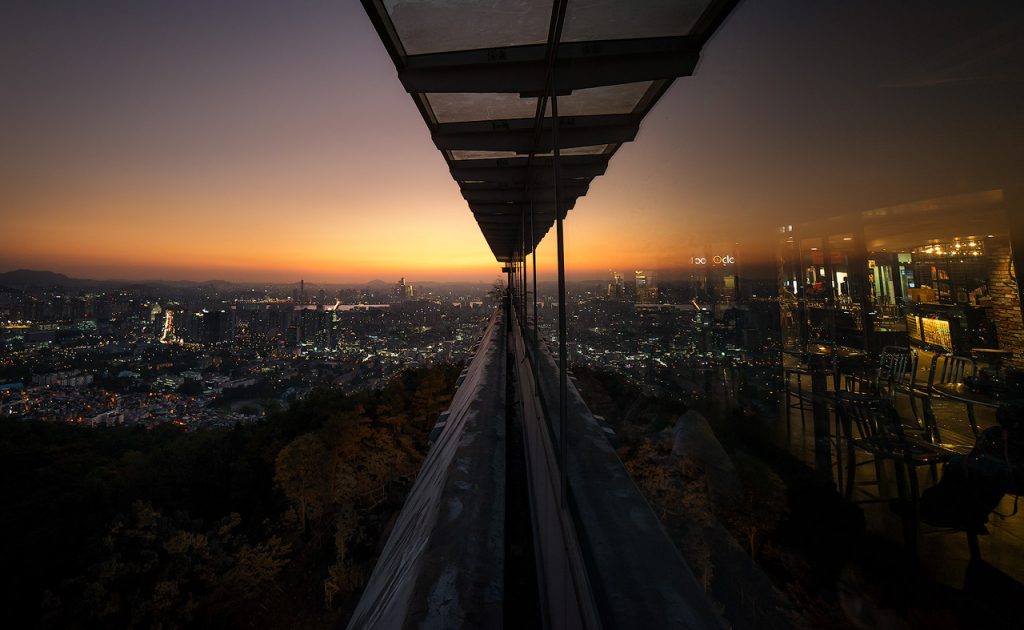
805 345 867 481
930 382 1023 441
932 382 1022 409
971 348 1015 371
806 344 868 360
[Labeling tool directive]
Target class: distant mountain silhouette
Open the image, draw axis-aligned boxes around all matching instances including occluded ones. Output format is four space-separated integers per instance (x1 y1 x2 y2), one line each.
0 270 506 291
0 270 246 290
0 269 93 288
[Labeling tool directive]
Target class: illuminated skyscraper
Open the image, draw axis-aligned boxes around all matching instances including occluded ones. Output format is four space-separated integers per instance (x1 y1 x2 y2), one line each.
396 277 414 301
635 270 658 304
607 271 625 300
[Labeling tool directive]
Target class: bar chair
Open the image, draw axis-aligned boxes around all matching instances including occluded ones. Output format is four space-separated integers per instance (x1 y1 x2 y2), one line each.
783 364 812 434
922 353 978 443
837 393 957 549
876 345 923 428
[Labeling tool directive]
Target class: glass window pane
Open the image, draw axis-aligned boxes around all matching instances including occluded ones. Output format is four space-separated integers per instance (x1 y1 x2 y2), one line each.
386 0 552 55
547 82 655 117
428 93 539 123
428 82 653 124
450 149 522 160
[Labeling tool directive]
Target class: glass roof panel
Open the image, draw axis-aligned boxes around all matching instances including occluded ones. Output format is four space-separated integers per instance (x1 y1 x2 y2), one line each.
429 82 653 124
561 144 609 156
561 0 711 42
534 145 609 157
428 93 539 123
385 0 553 55
450 149 522 160
546 82 654 117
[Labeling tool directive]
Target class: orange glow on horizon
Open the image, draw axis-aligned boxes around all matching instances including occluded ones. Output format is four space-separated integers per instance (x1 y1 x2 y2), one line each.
5 3 1015 284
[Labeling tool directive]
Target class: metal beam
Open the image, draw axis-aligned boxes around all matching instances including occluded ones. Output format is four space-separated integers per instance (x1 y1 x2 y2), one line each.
451 161 606 183
462 184 588 204
470 201 573 215
460 178 593 191
432 114 639 152
449 154 608 170
399 38 697 93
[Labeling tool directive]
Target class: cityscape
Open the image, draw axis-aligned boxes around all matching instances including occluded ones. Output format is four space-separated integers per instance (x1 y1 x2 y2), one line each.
2 268 776 430
1 272 495 429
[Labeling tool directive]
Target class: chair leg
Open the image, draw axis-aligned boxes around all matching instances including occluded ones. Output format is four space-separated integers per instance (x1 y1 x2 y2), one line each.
923 398 941 444
967 531 981 560
874 457 890 499
892 460 914 550
967 403 979 438
908 393 922 429
796 377 806 430
784 376 792 436
845 443 857 500
833 414 844 495
907 464 921 553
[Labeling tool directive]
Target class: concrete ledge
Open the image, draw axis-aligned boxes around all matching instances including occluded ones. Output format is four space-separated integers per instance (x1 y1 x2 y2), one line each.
348 310 507 630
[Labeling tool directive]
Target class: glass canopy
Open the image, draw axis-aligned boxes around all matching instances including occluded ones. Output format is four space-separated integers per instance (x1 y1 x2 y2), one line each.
364 0 738 261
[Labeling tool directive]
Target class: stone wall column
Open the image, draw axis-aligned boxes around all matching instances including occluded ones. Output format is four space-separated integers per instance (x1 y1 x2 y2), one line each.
987 239 1024 369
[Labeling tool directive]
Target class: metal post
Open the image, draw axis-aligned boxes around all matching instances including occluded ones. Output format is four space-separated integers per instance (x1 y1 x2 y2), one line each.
531 201 538 352
510 260 515 322
512 252 517 321
521 212 527 331
552 88 568 507
506 267 513 332
518 254 523 325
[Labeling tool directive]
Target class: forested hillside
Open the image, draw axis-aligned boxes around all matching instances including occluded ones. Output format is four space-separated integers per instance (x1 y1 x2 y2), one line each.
1 363 461 629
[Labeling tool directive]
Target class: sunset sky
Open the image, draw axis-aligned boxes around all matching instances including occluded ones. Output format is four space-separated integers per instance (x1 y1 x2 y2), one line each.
2 1 1022 283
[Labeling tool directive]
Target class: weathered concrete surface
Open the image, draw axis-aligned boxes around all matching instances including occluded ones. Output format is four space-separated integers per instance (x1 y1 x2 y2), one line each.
346 312 506 630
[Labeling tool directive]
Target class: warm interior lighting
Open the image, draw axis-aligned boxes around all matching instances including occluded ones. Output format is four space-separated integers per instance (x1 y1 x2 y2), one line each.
914 238 984 258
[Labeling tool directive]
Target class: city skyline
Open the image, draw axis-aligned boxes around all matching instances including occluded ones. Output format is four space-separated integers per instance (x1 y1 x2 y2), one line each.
3 1 1022 282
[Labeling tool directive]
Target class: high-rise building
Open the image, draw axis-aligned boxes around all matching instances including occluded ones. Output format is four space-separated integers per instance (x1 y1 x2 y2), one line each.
635 270 658 304
396 277 414 301
607 271 626 300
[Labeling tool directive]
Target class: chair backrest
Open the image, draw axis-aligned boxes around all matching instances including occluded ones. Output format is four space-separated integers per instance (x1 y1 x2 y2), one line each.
876 345 917 400
836 392 906 450
927 353 977 389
